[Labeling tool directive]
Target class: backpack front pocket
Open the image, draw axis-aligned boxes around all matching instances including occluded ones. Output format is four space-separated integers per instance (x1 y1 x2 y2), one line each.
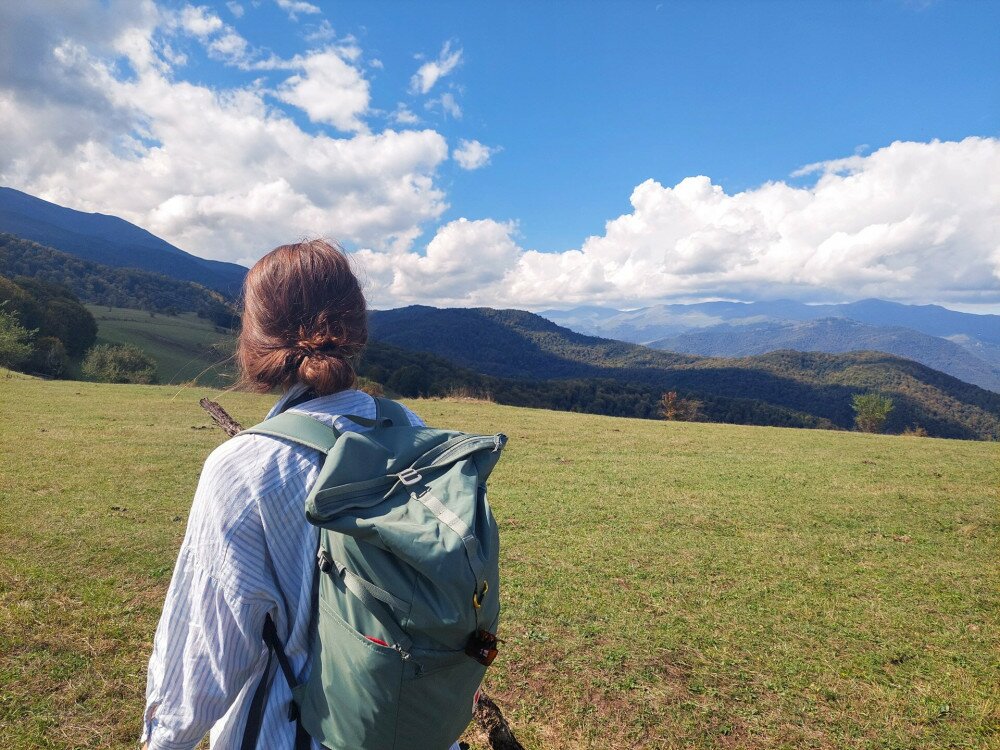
295 596 406 748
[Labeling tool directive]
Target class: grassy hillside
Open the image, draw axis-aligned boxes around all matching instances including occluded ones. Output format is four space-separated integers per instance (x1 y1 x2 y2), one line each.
89 306 236 388
1 375 997 749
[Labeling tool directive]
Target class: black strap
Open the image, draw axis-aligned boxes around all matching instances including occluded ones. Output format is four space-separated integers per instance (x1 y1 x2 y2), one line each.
240 631 274 750
240 614 312 750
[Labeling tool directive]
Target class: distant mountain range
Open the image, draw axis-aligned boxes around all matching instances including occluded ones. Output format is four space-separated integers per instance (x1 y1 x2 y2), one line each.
542 300 1000 393
0 187 247 296
370 306 1000 440
3 186 999 436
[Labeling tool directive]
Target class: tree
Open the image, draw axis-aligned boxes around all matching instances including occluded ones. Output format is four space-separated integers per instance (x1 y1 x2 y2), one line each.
659 390 703 422
387 365 432 397
852 392 894 433
82 344 158 384
0 305 34 370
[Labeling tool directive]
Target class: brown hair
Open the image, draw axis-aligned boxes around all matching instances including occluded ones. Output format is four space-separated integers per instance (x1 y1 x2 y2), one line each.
236 239 367 395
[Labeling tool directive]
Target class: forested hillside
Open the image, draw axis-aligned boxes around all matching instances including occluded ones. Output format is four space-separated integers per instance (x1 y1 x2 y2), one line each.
0 234 235 326
370 306 1000 439
648 318 1000 393
0 187 246 295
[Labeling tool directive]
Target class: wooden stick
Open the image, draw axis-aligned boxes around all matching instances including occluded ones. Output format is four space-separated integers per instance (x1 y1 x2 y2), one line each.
199 397 244 438
199 398 525 750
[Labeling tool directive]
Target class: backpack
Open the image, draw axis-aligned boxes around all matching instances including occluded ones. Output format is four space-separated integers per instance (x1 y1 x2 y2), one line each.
238 396 507 750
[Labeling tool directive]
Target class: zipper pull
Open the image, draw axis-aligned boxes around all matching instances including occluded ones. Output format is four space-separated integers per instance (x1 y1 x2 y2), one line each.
392 644 412 661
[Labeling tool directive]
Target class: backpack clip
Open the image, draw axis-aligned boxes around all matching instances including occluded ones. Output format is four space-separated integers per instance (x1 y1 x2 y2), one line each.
396 468 423 486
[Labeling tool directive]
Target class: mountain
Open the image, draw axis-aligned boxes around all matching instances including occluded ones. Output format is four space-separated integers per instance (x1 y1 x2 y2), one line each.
543 299 1000 344
648 318 1000 393
0 233 235 326
0 187 247 296
542 299 1000 392
369 305 1000 440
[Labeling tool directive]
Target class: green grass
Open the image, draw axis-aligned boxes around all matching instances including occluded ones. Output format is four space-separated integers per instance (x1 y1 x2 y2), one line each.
1 374 998 749
87 306 235 387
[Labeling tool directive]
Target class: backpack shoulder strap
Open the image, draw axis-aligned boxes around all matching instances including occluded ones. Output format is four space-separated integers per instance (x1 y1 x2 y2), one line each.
240 412 340 454
373 397 411 428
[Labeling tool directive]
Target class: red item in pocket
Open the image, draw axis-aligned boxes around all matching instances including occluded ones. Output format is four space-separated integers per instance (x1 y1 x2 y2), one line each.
365 636 389 647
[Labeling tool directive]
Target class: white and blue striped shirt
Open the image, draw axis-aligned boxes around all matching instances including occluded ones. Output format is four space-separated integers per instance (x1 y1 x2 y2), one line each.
141 385 433 749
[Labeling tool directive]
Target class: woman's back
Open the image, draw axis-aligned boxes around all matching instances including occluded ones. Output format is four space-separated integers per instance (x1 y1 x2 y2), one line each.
142 386 424 748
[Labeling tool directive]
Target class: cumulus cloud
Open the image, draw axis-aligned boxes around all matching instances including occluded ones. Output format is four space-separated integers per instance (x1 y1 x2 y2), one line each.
355 219 521 305
390 104 421 126
353 138 1000 309
409 40 462 95
1 3 995 311
274 0 320 19
452 139 499 170
275 49 370 132
0 1 449 264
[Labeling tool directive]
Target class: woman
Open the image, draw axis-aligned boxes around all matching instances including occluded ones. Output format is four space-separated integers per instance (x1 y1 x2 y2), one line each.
140 240 433 749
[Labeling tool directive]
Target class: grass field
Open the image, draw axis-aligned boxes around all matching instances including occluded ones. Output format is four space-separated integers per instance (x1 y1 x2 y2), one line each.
87 306 236 388
1 374 998 749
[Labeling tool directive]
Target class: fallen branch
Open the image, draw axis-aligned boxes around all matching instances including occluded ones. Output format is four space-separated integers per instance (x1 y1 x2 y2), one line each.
199 397 244 438
199 398 525 750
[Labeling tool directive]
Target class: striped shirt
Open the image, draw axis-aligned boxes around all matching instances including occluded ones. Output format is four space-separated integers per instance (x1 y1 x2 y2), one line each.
142 385 447 749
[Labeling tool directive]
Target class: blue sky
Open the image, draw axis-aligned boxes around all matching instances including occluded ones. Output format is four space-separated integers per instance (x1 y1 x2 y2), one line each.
322 0 999 252
1 0 998 309
207 0 1000 253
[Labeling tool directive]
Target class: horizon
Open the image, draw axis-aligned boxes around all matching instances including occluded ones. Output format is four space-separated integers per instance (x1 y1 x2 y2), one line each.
1 1 998 312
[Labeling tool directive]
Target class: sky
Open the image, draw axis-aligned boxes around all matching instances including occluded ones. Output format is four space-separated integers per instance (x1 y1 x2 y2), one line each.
0 0 998 311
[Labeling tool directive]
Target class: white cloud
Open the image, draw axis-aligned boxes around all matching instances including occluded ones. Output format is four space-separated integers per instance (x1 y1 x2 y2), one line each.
409 40 462 95
274 0 320 19
427 92 461 119
169 3 255 67
0 1 449 264
178 4 223 38
226 2 244 18
390 103 421 126
275 49 370 132
452 139 498 170
304 19 336 43
355 219 521 305
1 4 996 311
353 138 1000 309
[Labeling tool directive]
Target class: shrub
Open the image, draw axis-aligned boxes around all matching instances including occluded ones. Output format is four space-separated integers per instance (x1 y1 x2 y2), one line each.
444 386 494 403
0 305 34 370
82 344 158 384
852 392 894 433
355 377 385 397
902 425 929 437
659 390 703 422
26 336 70 378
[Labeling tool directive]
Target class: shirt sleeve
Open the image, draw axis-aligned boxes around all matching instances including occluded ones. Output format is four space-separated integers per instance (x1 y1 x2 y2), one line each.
142 441 277 750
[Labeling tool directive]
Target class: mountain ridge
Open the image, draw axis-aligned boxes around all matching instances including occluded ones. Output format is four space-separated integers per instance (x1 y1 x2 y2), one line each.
369 305 1000 440
0 187 247 296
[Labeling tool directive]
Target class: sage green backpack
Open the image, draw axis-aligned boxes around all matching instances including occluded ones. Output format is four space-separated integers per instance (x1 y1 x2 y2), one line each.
239 397 506 750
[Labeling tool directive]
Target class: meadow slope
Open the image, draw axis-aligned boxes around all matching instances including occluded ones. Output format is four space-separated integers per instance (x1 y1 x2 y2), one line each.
0 376 997 749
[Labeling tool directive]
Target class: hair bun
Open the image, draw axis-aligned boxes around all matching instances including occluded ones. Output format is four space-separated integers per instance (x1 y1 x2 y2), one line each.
296 332 342 355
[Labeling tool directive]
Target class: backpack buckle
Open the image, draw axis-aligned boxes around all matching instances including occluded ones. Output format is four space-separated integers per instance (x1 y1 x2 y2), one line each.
396 468 423 486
